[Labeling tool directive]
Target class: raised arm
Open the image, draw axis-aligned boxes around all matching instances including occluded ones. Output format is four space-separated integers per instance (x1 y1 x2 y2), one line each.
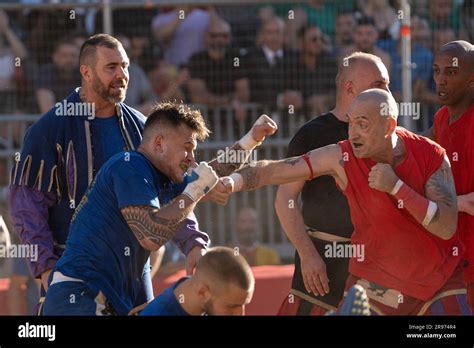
226 144 343 192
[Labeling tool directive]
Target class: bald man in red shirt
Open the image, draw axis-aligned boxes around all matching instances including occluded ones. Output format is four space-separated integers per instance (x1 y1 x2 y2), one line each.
225 89 471 315
425 40 474 312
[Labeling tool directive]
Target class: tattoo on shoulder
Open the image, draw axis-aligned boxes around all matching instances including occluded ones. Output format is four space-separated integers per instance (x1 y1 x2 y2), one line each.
425 158 457 209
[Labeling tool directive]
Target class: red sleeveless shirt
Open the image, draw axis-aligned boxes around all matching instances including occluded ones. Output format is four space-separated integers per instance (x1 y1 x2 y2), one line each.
338 127 463 300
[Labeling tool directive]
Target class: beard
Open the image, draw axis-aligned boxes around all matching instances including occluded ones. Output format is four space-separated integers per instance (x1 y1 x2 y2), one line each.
91 69 127 104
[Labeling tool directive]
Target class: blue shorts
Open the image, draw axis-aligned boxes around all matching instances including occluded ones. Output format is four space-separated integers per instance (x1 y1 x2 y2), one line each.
42 280 112 316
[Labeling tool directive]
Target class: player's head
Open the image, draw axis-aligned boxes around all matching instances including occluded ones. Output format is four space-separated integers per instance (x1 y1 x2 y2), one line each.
79 34 129 104
52 38 80 74
353 16 378 53
141 101 210 183
336 52 390 102
347 89 398 159
193 247 254 315
433 40 474 107
236 207 259 246
259 16 285 52
205 18 231 56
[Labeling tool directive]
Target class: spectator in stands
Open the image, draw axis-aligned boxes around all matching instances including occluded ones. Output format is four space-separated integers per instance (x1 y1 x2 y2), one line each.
0 9 27 114
427 0 461 34
334 11 356 54
244 16 299 113
339 16 391 71
289 25 337 116
432 26 456 54
357 0 399 40
35 38 81 113
187 17 249 116
152 6 214 68
116 33 158 115
149 60 189 102
379 16 434 104
234 207 281 267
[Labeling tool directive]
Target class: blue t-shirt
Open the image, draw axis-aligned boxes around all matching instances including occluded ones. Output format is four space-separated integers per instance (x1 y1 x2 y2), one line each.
140 277 190 316
90 116 126 161
55 151 187 315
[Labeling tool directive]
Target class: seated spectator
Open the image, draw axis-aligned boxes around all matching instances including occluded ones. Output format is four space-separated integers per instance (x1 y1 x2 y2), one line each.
244 16 299 113
339 16 391 72
234 207 281 267
427 0 461 34
0 9 27 114
149 60 189 102
187 17 249 113
357 0 399 40
152 5 213 68
378 16 434 104
35 38 81 113
334 11 356 54
289 25 337 116
116 33 158 115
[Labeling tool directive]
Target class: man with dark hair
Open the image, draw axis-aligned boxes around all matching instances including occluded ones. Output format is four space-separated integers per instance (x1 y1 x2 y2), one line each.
140 246 255 315
426 40 474 311
340 16 391 72
11 33 275 314
41 102 277 315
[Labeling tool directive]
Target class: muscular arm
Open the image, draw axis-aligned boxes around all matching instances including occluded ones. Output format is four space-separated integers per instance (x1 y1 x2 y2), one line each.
121 195 196 251
423 157 459 238
208 142 249 177
233 144 342 191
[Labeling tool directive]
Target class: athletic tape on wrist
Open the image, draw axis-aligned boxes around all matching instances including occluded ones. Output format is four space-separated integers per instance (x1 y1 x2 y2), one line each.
229 173 243 192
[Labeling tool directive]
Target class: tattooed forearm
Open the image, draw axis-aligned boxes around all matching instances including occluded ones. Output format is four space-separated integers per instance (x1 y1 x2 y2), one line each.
209 142 252 176
121 197 195 249
425 158 457 209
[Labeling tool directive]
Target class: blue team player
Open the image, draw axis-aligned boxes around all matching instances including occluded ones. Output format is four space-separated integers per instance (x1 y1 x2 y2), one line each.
141 247 255 316
42 102 222 315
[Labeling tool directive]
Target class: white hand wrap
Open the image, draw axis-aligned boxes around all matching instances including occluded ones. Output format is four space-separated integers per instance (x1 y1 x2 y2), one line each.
183 162 219 202
238 114 270 150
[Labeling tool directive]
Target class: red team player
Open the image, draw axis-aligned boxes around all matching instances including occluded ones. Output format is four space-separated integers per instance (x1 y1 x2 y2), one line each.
427 40 474 311
224 89 471 315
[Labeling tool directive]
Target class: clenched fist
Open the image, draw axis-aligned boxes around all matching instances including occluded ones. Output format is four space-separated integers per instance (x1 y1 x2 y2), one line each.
183 162 219 202
239 114 278 150
368 163 399 193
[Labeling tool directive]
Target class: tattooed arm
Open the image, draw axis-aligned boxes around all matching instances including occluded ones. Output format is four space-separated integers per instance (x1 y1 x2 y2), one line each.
121 195 196 251
230 144 343 192
423 156 458 238
208 114 278 177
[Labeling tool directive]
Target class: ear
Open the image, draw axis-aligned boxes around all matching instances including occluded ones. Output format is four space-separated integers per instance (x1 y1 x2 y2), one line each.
385 117 397 137
80 65 91 83
154 134 164 153
345 81 355 98
197 283 211 301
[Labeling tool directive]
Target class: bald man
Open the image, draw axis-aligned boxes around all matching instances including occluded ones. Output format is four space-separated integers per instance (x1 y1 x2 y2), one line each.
426 40 474 311
226 89 470 315
140 247 255 315
276 52 390 315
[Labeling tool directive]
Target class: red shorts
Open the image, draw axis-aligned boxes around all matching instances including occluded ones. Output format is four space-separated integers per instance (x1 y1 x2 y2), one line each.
277 291 330 316
340 267 471 315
